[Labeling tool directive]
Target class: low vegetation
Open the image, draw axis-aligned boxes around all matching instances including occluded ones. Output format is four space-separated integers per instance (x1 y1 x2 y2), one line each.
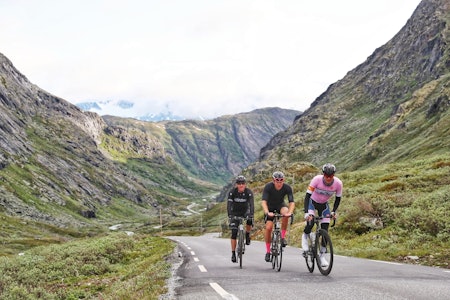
216 153 450 269
0 233 175 299
0 154 448 299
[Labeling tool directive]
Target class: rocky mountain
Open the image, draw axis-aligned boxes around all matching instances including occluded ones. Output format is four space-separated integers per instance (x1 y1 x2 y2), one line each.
0 51 299 235
249 0 449 176
0 53 185 228
102 107 299 184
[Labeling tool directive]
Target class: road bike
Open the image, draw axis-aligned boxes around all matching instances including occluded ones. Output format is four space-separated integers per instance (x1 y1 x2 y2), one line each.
269 212 293 272
230 216 249 269
303 214 335 276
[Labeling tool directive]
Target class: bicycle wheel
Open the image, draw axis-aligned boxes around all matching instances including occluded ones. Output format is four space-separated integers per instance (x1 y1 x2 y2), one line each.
271 231 278 269
315 229 333 276
238 228 244 269
276 233 283 272
304 234 315 273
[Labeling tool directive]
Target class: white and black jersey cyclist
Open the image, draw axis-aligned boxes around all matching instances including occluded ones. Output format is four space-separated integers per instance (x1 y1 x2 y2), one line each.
227 175 254 263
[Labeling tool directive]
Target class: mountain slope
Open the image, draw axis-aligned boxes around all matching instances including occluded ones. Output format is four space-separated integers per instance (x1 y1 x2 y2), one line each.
103 107 299 184
0 50 299 252
0 53 213 235
254 0 449 173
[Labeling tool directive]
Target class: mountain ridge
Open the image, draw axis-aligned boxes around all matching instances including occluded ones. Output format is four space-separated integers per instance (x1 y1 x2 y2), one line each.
252 0 449 175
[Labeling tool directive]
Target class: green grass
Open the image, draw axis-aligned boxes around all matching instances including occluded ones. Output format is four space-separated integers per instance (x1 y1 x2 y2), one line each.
0 232 175 299
217 154 450 269
1 154 449 300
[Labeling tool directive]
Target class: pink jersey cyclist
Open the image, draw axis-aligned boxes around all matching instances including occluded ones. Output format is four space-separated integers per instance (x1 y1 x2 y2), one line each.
301 163 343 265
307 175 342 205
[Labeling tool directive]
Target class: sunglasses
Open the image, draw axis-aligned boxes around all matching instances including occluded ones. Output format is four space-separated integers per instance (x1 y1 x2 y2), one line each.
324 174 334 178
274 178 284 182
236 182 246 185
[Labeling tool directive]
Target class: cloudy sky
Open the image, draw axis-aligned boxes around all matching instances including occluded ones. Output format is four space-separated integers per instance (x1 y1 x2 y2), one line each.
1 0 422 119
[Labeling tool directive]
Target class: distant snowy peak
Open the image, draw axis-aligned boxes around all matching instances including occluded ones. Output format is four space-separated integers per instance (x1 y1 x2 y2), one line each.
137 112 185 122
75 100 185 121
76 101 101 111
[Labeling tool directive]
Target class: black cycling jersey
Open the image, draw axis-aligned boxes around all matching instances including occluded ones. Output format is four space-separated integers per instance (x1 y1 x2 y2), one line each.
261 182 294 212
227 187 254 217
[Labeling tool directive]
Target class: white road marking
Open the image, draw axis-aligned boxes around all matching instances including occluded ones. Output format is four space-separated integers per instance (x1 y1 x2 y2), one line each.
369 259 403 265
198 265 207 272
190 251 195 255
194 257 199 262
209 282 239 300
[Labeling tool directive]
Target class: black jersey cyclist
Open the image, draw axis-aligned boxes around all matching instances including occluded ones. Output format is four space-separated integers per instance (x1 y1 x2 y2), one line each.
227 175 254 263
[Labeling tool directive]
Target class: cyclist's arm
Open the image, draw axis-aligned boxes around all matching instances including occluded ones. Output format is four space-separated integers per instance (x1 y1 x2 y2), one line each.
227 192 233 216
304 192 311 213
261 200 269 215
248 191 255 216
332 196 341 212
287 201 295 215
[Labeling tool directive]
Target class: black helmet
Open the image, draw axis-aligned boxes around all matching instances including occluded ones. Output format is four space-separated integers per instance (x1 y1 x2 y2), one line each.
322 163 336 176
272 171 284 179
235 175 246 184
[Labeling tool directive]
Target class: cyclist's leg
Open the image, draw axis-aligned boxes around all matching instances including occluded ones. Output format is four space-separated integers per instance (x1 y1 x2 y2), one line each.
317 203 331 267
305 198 317 234
279 206 289 246
302 200 316 251
245 218 252 245
229 217 239 263
264 214 274 261
280 206 289 232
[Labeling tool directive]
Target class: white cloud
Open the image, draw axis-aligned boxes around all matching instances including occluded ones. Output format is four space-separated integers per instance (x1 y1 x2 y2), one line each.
0 0 422 119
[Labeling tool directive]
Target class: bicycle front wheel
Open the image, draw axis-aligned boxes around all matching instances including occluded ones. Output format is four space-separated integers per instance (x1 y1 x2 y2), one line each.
238 229 244 269
276 236 283 272
270 232 277 269
315 229 333 276
271 231 282 271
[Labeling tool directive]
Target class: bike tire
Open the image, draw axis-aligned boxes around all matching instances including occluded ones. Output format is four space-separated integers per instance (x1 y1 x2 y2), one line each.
238 228 244 269
305 234 315 273
316 229 333 276
276 234 283 272
271 231 277 269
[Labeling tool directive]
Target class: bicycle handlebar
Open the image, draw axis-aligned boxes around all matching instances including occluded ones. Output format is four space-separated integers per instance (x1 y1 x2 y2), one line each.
269 211 294 224
310 214 336 227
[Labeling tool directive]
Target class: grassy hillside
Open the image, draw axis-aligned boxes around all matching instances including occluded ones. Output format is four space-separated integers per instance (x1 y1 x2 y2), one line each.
214 153 450 269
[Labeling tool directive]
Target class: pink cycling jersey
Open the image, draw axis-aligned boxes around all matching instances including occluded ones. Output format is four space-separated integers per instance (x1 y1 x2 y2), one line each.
307 175 343 204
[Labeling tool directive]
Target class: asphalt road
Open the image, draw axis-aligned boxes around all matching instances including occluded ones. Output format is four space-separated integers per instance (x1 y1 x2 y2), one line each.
167 233 450 300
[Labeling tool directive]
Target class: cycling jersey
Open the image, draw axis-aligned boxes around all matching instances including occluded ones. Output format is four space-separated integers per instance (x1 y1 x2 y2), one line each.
262 182 294 212
227 187 254 217
307 175 342 204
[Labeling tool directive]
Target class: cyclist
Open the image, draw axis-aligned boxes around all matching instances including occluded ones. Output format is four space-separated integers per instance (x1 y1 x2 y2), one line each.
261 171 295 262
302 163 342 267
227 175 254 263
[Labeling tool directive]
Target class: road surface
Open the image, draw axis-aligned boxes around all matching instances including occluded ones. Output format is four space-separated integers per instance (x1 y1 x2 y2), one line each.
167 233 450 300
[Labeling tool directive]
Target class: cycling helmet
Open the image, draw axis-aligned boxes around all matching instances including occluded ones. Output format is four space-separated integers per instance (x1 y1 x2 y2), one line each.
272 171 284 179
322 163 336 176
235 175 246 184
